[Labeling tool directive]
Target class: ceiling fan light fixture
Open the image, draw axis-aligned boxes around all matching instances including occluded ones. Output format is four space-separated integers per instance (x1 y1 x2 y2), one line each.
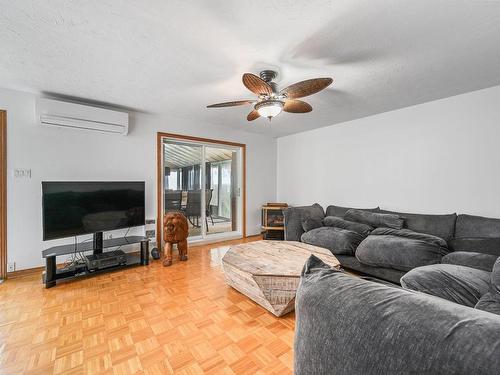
255 99 284 120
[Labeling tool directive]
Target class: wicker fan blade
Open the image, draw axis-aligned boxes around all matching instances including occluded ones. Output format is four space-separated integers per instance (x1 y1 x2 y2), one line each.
242 73 273 96
207 100 254 108
280 78 333 99
283 99 313 113
247 109 260 121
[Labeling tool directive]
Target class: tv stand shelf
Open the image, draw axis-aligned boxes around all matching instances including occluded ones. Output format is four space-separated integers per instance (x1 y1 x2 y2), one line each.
42 236 149 288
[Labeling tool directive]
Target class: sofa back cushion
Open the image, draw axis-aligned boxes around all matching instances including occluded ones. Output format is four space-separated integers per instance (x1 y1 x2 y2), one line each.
450 238 500 256
283 203 324 242
325 205 379 218
452 214 500 255
345 209 404 230
379 210 457 242
455 214 500 238
322 216 373 236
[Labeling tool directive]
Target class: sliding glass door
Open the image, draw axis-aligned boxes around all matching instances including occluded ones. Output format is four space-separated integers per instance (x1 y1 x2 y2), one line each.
163 141 204 239
205 146 239 236
159 135 243 243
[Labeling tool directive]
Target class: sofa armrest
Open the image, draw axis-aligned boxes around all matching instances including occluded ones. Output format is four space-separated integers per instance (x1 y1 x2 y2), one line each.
442 251 498 272
295 256 500 375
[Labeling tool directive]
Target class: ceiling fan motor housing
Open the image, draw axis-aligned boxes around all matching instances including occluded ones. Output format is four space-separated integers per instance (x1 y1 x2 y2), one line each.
259 70 278 83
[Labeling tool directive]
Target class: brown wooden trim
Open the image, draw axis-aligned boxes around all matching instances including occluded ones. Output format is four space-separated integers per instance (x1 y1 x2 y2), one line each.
7 267 44 279
0 110 6 280
156 132 247 247
157 132 246 148
156 133 162 250
242 144 246 238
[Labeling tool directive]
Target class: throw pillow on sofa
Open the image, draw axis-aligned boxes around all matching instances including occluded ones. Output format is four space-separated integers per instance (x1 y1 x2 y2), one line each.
283 203 324 242
344 209 404 230
302 218 323 232
475 257 500 315
356 228 449 271
371 228 448 247
325 205 380 218
322 216 373 236
442 251 498 272
301 227 365 256
379 209 457 242
401 264 491 307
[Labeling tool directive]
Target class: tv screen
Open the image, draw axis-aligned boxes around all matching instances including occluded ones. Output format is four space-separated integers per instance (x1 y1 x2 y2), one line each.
42 181 145 240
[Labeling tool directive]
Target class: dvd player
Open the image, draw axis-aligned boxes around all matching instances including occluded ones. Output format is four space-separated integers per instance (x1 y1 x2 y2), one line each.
85 250 127 271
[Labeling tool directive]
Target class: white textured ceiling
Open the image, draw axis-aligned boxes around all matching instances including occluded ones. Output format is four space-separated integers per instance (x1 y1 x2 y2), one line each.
1 0 500 137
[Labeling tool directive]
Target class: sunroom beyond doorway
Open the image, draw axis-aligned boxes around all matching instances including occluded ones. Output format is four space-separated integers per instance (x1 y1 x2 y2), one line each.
157 133 245 246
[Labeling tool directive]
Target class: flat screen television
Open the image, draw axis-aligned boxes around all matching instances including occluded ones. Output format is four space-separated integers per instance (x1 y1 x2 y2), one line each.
42 181 145 241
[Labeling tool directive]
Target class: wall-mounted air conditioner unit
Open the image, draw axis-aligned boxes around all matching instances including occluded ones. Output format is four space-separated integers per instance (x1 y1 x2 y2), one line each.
37 98 129 135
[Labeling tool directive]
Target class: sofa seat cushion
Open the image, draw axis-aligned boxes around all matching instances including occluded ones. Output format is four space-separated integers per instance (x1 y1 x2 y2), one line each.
283 203 324 242
401 264 491 307
356 228 449 272
442 251 498 272
344 209 404 229
475 257 500 315
301 227 365 256
322 216 373 236
380 209 457 242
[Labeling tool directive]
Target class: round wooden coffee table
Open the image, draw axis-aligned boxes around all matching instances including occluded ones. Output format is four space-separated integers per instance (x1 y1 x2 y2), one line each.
221 240 340 317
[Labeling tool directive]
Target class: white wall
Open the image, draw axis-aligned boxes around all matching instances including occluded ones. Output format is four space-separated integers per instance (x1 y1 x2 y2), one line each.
278 85 500 218
1 87 277 270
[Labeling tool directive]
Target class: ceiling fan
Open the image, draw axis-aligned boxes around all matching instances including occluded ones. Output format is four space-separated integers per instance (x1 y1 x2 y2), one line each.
207 70 333 121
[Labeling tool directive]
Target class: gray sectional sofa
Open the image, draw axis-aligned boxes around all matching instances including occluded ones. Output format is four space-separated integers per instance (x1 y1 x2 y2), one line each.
289 204 500 373
294 255 500 375
284 203 500 284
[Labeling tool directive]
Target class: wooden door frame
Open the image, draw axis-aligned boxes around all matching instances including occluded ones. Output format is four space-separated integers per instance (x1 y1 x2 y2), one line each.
156 132 246 248
0 110 6 280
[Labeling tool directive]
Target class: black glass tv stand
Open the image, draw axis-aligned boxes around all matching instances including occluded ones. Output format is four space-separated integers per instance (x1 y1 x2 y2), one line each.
42 236 149 288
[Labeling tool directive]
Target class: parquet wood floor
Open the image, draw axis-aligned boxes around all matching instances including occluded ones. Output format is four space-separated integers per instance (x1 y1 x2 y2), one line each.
0 236 294 374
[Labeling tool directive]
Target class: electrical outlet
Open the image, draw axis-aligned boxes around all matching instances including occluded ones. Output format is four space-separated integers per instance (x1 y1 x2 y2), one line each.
145 230 155 239
13 169 32 178
7 262 15 272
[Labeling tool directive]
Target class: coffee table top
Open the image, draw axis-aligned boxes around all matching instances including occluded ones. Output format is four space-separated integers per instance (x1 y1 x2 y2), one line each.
222 240 340 276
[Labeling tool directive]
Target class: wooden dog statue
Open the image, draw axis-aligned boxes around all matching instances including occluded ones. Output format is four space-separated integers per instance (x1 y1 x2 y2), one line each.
163 212 189 266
